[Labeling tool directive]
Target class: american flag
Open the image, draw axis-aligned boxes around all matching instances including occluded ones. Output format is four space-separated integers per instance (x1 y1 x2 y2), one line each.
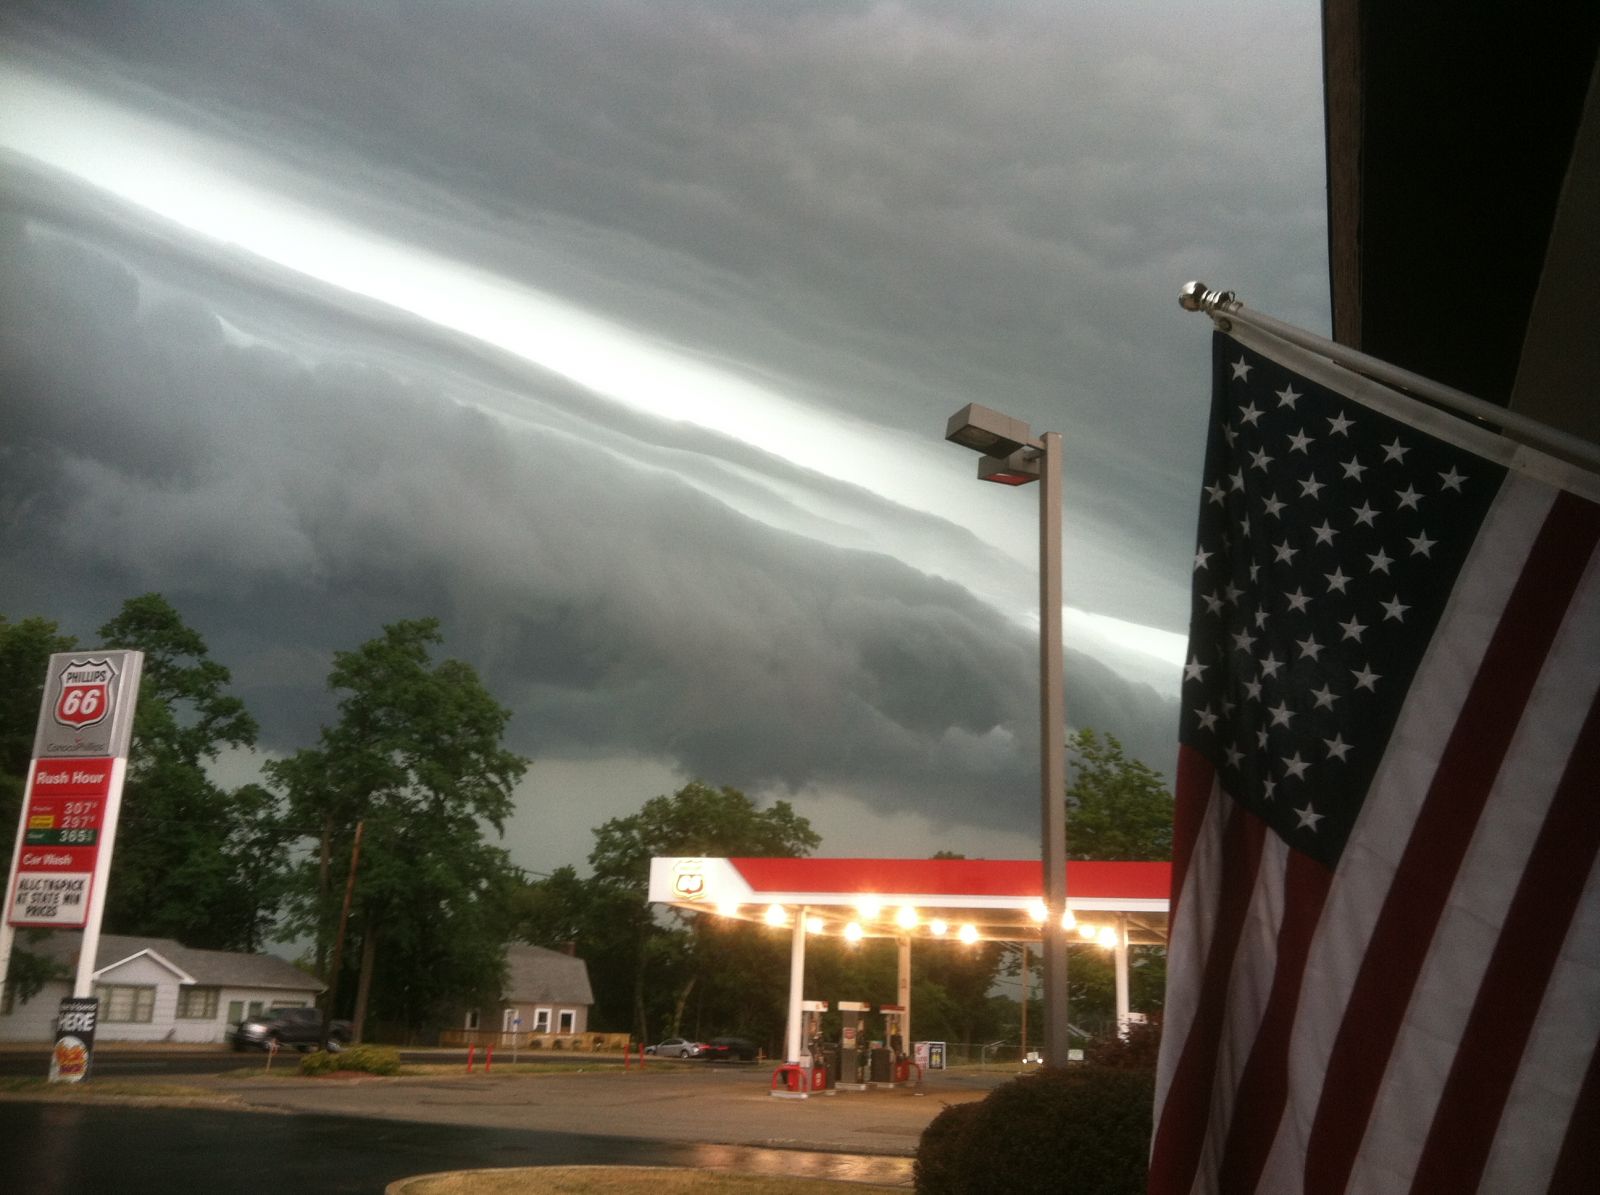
1149 328 1600 1195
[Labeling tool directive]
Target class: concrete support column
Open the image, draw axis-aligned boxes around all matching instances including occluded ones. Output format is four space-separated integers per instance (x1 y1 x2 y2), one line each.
897 935 912 1046
1114 913 1130 1038
784 906 807 1062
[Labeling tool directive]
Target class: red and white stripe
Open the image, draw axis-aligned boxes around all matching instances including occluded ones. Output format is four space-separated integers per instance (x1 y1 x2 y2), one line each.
1152 470 1600 1195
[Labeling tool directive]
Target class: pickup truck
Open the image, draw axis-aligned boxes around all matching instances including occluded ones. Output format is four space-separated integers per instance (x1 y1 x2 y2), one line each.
229 1006 352 1052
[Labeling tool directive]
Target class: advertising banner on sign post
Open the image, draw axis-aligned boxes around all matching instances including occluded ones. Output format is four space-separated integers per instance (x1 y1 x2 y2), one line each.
51 996 99 1083
0 651 143 1075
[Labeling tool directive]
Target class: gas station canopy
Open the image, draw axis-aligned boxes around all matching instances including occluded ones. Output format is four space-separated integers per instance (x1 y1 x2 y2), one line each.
647 856 1170 946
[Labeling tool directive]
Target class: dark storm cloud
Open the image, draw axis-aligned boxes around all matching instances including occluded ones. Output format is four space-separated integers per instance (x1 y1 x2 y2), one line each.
0 195 1177 828
0 0 1328 850
2 0 1328 631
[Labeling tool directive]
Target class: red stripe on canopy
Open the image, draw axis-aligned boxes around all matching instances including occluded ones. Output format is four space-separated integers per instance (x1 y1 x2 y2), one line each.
727 857 1169 901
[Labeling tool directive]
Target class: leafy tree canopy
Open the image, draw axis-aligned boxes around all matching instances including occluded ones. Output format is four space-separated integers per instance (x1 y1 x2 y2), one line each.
0 615 78 866
93 594 284 950
1066 728 1173 861
101 593 257 766
269 618 529 1037
589 781 821 890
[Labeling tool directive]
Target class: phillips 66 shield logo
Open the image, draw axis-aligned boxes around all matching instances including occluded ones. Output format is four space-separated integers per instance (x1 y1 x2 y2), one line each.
672 858 707 900
53 658 118 730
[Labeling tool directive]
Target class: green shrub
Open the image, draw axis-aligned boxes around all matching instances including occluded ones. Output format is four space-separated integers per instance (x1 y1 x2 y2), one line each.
1083 1018 1162 1071
913 1101 983 1195
298 1044 401 1077
913 1066 1153 1195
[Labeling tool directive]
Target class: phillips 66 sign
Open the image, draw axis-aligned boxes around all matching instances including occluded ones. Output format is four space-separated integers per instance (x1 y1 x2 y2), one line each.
33 653 142 761
5 651 143 929
53 658 119 731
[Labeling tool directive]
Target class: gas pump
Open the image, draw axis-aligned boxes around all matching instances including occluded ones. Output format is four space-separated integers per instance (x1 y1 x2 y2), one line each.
800 1000 833 1093
879 1004 911 1085
835 1000 871 1090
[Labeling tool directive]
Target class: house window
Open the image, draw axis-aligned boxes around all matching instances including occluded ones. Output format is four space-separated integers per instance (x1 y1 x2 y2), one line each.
465 1010 479 1030
532 1008 551 1033
177 987 220 1019
227 1000 245 1026
95 984 155 1023
558 1009 575 1033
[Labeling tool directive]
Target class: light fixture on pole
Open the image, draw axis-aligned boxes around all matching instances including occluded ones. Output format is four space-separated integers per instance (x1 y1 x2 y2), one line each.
944 403 1070 1068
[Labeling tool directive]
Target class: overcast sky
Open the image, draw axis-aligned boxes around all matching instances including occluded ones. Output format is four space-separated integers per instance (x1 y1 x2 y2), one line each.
0 1 1329 874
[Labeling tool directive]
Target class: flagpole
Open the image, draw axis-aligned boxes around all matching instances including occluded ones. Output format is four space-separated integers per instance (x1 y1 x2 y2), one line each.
1179 282 1600 473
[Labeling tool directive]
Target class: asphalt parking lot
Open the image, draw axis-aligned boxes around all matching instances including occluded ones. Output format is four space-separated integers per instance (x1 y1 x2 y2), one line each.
1 1046 1022 1190
187 1056 1010 1157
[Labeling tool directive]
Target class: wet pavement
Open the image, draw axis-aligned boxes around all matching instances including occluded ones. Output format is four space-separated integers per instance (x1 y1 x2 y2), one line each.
1 1103 919 1193
0 1059 1016 1192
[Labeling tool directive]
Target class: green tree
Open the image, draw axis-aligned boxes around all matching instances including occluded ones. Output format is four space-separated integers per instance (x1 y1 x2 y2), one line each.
97 594 286 950
0 614 79 866
270 618 528 1040
506 864 591 947
1061 727 1174 1028
1066 728 1174 861
571 781 820 1044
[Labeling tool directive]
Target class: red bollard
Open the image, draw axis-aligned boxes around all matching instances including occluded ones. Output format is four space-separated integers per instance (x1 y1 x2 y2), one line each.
466 1045 476 1073
485 1044 494 1073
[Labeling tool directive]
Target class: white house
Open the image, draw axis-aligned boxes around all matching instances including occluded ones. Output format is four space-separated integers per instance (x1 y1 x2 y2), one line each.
458 943 596 1044
0 932 322 1044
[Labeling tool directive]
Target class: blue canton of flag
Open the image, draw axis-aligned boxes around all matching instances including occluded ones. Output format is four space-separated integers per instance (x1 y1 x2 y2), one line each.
1180 333 1501 866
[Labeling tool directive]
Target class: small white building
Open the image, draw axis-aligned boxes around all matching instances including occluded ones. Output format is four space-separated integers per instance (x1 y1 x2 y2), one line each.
457 943 596 1045
0 932 322 1044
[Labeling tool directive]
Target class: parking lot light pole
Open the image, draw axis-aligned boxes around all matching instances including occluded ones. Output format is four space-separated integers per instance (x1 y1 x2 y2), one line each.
944 405 1070 1067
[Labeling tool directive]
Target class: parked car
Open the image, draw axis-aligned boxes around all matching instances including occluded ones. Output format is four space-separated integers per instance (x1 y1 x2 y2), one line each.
708 1036 759 1061
645 1036 706 1058
230 1006 351 1053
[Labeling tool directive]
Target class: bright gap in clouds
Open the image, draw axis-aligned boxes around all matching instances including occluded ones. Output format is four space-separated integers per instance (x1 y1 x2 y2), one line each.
0 65 952 514
0 62 1187 678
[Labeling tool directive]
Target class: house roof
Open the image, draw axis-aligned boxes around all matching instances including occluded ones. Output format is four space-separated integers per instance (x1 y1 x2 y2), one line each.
502 943 594 1007
20 932 322 993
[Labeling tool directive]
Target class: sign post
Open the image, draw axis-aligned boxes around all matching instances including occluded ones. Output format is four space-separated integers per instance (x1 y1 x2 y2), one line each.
0 651 142 1081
